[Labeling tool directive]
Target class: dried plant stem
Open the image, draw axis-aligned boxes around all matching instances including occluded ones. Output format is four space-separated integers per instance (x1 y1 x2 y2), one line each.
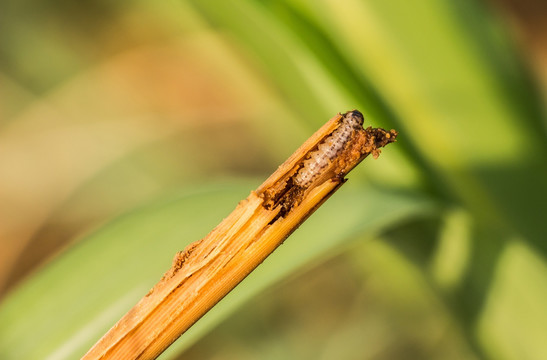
82 110 397 360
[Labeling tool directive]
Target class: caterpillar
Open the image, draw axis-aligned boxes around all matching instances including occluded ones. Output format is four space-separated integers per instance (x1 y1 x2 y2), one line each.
294 110 364 188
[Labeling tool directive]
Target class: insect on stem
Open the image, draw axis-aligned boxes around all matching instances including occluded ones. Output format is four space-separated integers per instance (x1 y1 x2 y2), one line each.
261 110 397 218
81 110 398 360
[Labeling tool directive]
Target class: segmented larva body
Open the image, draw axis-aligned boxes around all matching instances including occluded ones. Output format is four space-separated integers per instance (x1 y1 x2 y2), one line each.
294 110 364 188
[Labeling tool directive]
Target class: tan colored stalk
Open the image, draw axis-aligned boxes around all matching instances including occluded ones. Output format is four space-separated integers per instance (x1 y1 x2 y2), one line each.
82 110 397 360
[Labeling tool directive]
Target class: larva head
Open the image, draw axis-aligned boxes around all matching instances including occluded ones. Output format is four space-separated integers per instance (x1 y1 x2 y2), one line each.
345 110 364 128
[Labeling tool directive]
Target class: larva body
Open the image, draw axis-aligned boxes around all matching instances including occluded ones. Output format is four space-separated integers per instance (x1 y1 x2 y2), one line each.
294 110 364 188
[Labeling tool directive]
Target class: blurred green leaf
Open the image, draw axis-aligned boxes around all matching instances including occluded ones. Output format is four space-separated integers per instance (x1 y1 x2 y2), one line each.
477 241 547 360
0 180 432 359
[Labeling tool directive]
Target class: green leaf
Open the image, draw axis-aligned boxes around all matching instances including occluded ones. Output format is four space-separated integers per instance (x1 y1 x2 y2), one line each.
0 180 432 359
477 240 547 360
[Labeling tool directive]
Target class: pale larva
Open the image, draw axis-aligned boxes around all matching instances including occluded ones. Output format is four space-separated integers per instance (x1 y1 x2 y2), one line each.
294 110 364 188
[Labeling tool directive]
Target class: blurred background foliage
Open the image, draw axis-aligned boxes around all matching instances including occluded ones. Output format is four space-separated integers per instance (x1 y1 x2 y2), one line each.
0 0 546 359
